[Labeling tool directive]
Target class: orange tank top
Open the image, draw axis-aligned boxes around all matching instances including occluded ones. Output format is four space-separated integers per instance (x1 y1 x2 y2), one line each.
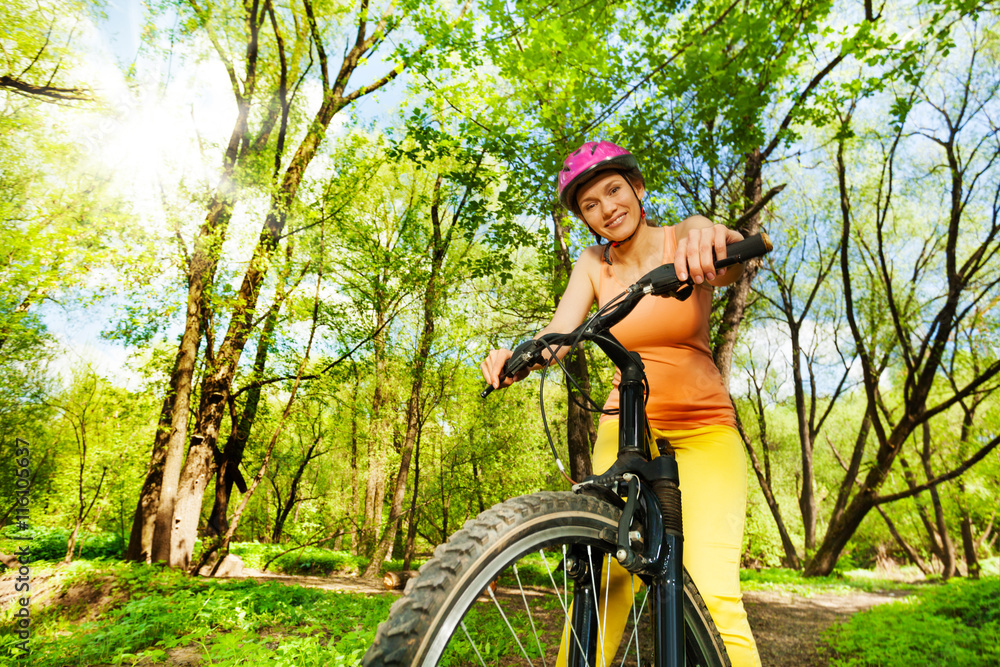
598 226 736 430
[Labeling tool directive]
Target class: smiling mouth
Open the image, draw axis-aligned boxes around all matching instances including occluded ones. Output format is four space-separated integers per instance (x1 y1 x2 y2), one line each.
605 213 626 229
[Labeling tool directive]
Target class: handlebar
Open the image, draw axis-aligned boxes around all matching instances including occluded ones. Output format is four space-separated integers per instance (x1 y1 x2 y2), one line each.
481 232 773 398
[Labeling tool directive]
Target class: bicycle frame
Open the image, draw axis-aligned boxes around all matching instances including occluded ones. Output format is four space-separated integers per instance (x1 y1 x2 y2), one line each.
482 233 772 666
565 327 686 667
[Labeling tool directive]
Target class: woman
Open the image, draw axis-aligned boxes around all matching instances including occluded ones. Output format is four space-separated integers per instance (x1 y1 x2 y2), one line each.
480 141 762 667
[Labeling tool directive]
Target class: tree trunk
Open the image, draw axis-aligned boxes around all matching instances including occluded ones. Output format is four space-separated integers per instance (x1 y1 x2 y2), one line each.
196 273 325 575
205 246 289 539
713 148 764 387
551 204 594 480
65 467 107 563
875 505 930 575
402 432 421 571
899 454 948 566
960 511 980 579
271 434 321 543
348 360 361 553
788 322 817 550
361 313 390 557
564 348 597 481
126 355 182 562
920 424 957 578
149 291 206 564
737 416 801 569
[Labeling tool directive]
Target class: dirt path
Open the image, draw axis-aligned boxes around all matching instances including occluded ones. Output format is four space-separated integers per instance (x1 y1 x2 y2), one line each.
743 589 910 666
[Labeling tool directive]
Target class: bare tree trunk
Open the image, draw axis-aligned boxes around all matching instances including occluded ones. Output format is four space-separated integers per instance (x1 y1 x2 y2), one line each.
875 505 930 575
149 302 206 564
206 246 290 538
402 431 421 571
195 270 325 575
65 467 108 563
920 424 957 578
126 357 181 561
271 433 322 543
361 315 390 557
788 322 817 550
348 360 361 553
713 148 764 387
735 411 801 569
552 204 594 480
899 455 948 564
959 508 980 579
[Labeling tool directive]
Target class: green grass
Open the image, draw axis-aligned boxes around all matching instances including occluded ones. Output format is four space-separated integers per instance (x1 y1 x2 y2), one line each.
228 541 421 576
739 567 916 596
0 525 125 562
823 576 1000 666
0 561 394 667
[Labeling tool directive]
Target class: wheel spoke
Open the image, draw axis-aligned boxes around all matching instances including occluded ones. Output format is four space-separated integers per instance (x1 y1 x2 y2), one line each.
459 620 488 666
601 552 611 667
587 546 606 667
513 562 547 667
542 547 588 659
487 584 536 665
621 577 650 667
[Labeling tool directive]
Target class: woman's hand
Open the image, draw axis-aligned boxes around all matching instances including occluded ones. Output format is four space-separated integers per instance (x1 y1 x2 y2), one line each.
480 348 529 390
674 221 745 286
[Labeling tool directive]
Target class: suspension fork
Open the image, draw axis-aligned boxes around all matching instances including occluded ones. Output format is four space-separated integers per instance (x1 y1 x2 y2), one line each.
580 330 686 666
650 531 684 667
649 446 685 667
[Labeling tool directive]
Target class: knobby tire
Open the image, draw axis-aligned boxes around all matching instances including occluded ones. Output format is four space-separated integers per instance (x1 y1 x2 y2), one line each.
364 491 730 666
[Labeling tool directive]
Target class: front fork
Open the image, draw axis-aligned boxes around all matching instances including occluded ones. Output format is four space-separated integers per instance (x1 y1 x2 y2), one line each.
566 547 603 667
569 459 684 667
651 531 685 667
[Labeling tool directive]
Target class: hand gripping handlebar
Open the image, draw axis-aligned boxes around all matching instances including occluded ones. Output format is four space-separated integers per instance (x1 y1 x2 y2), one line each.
481 232 773 399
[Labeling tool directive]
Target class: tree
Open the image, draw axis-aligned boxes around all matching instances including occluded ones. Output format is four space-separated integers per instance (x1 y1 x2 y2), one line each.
125 0 472 568
361 137 497 575
804 16 1000 574
0 0 91 102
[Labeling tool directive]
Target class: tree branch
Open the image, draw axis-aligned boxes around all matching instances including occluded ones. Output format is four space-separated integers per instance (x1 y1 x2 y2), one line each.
0 75 89 102
873 433 1000 506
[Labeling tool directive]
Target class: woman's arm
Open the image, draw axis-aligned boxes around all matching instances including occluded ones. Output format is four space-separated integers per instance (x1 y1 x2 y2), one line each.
674 215 745 287
480 246 600 389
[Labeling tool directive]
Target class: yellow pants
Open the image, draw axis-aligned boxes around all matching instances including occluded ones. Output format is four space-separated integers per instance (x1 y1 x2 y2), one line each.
557 421 761 667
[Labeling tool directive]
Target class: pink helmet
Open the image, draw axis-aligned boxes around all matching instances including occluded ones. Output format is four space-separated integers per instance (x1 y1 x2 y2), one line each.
557 141 640 212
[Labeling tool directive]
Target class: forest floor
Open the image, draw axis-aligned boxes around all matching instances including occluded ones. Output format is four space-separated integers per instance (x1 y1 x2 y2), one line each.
243 571 910 667
742 588 911 666
0 566 912 666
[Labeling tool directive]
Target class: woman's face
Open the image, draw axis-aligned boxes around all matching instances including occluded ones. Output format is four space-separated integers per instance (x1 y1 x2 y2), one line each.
576 171 645 242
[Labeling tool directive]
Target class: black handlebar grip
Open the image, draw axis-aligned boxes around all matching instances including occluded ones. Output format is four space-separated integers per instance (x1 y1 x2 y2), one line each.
716 232 773 269
480 378 500 399
481 358 515 399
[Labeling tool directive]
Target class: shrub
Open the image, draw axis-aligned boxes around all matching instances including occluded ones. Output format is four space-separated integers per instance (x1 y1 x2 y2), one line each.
0 527 124 562
824 577 1000 666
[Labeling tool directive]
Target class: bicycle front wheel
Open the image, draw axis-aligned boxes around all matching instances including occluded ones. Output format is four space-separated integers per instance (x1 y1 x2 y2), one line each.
364 491 730 666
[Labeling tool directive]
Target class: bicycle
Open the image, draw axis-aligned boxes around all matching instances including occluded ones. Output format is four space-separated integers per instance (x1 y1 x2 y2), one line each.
363 232 773 667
